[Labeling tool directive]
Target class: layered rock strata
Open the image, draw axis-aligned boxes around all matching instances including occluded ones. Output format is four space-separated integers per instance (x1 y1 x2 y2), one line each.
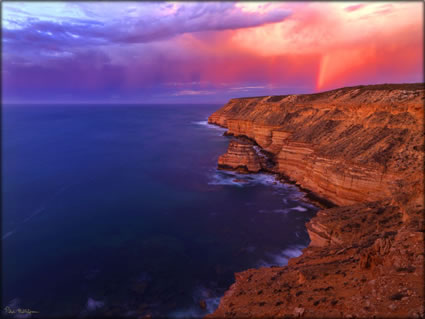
218 139 261 173
207 83 424 318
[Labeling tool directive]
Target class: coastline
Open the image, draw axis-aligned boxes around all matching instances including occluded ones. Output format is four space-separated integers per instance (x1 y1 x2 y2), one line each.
214 127 336 210
205 83 424 318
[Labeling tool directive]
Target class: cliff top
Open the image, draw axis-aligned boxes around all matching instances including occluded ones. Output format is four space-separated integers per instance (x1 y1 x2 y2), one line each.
233 82 424 101
208 82 424 319
209 82 424 204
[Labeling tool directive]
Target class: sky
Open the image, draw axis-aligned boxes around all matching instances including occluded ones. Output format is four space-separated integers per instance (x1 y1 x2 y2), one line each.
2 1 424 104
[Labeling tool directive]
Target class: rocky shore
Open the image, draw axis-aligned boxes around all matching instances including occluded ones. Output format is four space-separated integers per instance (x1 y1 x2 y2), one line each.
206 83 424 318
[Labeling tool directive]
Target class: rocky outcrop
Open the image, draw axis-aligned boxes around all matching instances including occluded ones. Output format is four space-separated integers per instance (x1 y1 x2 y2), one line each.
218 139 261 173
209 202 424 318
209 83 424 208
207 83 424 318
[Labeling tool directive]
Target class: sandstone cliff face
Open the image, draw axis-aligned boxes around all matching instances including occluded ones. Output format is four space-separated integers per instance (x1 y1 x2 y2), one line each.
218 139 261 173
207 83 424 318
209 83 424 208
209 202 424 318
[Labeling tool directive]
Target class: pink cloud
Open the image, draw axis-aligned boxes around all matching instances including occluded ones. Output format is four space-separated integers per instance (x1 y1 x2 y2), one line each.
2 2 423 102
344 4 366 12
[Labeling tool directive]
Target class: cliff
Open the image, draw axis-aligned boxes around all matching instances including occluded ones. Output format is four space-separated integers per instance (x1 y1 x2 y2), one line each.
207 83 424 318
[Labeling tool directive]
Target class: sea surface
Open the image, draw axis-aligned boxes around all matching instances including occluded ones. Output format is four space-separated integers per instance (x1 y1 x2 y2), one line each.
2 104 319 318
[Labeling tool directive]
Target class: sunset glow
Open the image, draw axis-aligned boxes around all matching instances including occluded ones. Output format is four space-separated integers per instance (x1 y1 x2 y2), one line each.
2 1 423 103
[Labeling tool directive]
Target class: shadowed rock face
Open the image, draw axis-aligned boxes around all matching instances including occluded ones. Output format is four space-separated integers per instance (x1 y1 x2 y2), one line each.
207 83 424 318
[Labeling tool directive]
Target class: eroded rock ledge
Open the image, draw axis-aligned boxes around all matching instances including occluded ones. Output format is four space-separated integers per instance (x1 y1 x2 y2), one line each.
206 83 424 318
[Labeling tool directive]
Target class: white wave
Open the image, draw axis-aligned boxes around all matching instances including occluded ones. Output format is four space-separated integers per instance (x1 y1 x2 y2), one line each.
252 145 268 160
256 245 305 268
288 192 303 200
86 298 104 311
273 209 290 214
291 206 307 212
209 171 288 189
208 170 250 187
302 202 318 209
192 120 208 125
208 173 245 187
192 120 227 131
204 297 221 314
252 174 276 185
169 286 221 318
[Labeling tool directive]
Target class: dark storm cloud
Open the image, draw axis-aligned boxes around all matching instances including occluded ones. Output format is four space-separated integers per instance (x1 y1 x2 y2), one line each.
2 2 293 102
3 3 291 53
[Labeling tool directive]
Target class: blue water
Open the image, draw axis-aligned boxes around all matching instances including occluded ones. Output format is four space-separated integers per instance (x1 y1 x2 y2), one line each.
2 104 318 318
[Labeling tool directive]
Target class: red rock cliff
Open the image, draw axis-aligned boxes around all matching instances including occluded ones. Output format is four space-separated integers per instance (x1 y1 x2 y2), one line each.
207 83 424 318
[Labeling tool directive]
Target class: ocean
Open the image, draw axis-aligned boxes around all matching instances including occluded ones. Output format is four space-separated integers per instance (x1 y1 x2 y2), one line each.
2 104 318 318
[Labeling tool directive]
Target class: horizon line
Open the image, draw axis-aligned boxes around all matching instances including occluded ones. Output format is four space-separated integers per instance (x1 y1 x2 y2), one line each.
3 82 423 106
